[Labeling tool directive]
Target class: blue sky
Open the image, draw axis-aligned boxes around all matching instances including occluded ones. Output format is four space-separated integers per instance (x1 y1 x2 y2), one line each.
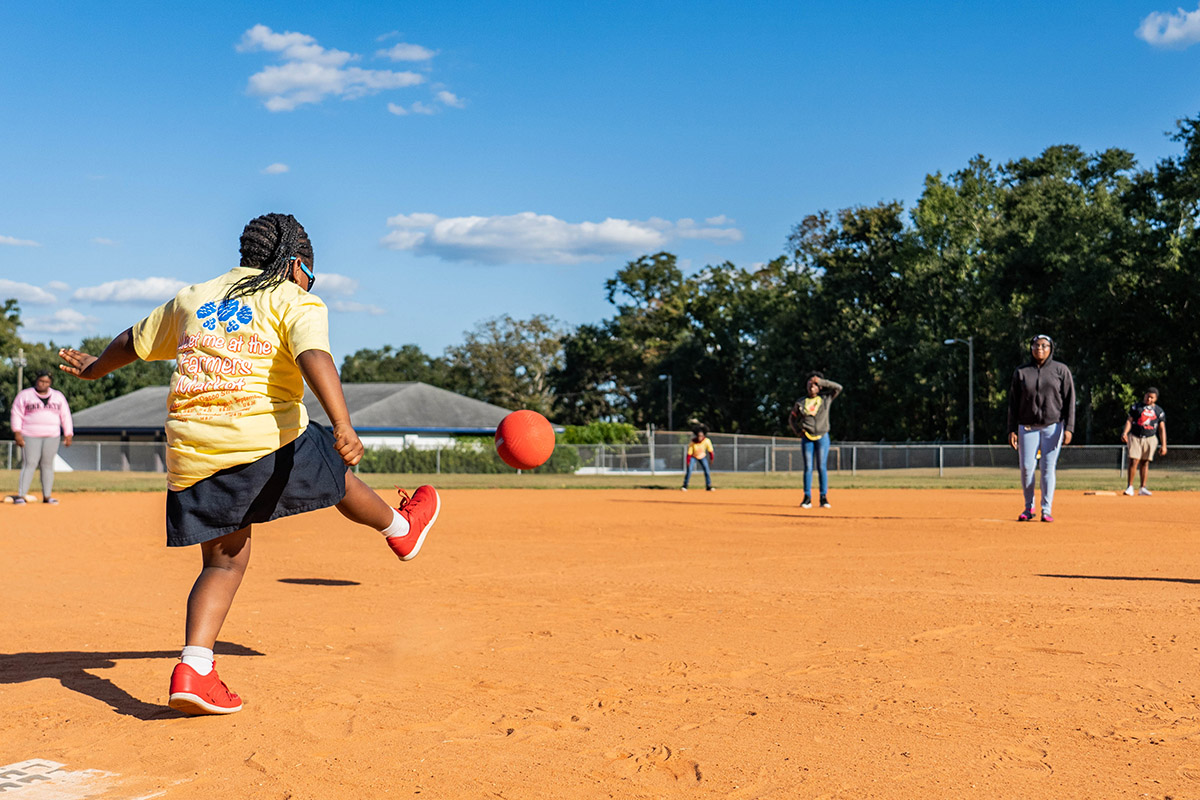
2 1 1199 363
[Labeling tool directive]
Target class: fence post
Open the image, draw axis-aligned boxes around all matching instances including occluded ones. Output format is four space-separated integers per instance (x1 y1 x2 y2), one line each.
436 447 441 474
939 445 944 478
96 442 101 471
852 446 857 476
649 432 655 475
733 434 739 472
764 444 769 473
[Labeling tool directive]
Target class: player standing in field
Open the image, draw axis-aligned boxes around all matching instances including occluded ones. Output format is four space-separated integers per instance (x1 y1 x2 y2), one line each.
1121 388 1167 496
680 425 715 491
1007 334 1075 522
789 372 842 509
58 213 441 716
10 370 73 504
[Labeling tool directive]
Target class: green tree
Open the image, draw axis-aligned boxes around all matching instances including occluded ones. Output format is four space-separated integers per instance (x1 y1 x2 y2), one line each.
445 314 567 415
553 252 695 427
339 344 458 388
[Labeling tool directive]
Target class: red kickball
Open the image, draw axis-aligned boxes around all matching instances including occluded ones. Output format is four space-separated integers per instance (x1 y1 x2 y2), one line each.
495 410 556 470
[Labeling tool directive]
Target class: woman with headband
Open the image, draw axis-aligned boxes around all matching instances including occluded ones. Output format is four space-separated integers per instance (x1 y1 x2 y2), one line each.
1007 334 1075 522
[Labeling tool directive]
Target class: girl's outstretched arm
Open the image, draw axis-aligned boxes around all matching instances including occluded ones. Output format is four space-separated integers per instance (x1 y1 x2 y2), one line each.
58 327 139 380
296 349 363 467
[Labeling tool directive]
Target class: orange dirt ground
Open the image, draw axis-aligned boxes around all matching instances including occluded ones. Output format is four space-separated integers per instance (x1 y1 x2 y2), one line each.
3 487 1200 798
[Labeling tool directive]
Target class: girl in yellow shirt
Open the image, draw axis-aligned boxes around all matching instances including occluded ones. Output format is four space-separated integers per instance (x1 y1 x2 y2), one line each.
58 213 442 717
681 426 715 491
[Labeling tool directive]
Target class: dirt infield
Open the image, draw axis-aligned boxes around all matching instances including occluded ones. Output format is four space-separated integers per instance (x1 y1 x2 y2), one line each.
4 488 1200 798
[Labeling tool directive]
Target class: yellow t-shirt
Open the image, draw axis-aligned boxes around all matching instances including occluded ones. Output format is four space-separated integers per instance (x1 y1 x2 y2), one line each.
686 438 714 459
802 396 823 441
132 267 332 490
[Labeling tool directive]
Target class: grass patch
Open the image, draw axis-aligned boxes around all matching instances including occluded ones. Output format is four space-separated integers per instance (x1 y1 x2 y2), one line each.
6 466 1200 493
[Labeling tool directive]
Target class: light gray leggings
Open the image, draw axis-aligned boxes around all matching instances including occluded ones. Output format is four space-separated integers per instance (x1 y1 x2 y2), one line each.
19 436 60 498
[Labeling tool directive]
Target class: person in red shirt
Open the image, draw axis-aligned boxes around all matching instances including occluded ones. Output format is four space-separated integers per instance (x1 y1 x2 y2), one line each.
1120 388 1167 496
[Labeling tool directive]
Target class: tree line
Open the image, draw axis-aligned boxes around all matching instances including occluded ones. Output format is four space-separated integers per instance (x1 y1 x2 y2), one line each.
6 115 1200 444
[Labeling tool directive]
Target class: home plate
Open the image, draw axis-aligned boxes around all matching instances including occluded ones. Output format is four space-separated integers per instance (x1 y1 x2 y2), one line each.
0 759 118 799
1084 491 1117 496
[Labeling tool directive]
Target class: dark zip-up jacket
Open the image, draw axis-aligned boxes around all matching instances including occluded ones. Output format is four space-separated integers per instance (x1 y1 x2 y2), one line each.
1007 358 1075 435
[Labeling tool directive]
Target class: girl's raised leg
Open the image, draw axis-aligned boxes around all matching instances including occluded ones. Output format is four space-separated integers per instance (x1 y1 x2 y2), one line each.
336 469 441 561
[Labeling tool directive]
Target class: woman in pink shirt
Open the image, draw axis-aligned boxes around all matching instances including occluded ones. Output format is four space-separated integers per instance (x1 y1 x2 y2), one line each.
10 370 73 504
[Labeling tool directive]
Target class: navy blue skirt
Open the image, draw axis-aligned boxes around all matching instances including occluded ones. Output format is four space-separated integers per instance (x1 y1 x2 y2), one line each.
166 423 348 547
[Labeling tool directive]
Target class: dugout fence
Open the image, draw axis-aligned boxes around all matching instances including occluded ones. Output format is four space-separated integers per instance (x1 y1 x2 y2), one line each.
5 437 1200 476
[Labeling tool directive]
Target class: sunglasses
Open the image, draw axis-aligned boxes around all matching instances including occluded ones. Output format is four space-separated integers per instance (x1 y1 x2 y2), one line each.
293 258 316 290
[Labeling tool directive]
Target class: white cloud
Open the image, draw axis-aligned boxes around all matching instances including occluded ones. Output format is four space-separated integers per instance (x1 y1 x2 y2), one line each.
381 212 743 264
21 308 99 335
0 279 56 304
262 162 289 174
47 281 71 292
91 237 119 246
377 43 437 61
436 90 465 108
312 272 358 296
671 217 744 242
239 24 424 111
387 101 438 115
1137 4 1200 47
328 299 386 315
238 24 355 67
72 277 187 304
0 234 39 247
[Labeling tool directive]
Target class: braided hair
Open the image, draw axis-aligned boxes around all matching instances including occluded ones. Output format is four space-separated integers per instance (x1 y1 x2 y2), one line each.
225 213 315 299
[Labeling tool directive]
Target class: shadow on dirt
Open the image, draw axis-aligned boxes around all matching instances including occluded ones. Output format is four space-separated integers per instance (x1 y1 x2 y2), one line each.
277 578 361 586
0 642 263 719
1038 573 1200 585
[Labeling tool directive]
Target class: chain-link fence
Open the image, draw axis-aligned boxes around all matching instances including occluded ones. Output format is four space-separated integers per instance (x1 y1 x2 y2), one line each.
6 434 1200 476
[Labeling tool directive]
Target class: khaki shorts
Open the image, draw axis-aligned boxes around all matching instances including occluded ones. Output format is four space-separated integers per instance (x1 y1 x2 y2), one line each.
1128 435 1158 462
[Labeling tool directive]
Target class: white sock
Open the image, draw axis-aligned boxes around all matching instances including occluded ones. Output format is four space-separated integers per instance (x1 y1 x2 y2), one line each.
180 645 214 676
381 508 410 539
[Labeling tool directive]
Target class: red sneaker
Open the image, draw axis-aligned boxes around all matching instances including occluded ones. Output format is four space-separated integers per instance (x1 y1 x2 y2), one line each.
168 662 242 715
387 485 441 561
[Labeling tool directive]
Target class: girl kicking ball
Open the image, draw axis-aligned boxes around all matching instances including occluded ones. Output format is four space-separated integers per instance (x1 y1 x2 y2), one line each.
58 213 440 716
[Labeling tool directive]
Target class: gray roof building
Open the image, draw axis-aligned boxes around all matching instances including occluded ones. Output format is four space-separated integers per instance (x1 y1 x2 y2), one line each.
71 382 515 438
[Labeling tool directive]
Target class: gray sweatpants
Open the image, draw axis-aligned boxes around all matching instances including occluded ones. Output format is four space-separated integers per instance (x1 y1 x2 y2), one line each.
19 436 60 498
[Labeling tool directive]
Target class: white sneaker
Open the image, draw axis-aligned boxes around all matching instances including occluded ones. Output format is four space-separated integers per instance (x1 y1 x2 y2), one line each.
1122 485 1135 496
1139 487 1152 496
680 486 688 492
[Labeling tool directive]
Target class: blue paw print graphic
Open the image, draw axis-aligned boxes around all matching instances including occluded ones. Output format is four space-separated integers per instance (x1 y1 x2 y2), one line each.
197 297 254 332
197 301 218 330
227 304 253 332
216 299 239 322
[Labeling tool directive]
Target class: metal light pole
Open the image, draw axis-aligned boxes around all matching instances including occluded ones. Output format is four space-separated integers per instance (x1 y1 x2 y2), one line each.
14 347 26 397
942 337 974 446
657 374 673 431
